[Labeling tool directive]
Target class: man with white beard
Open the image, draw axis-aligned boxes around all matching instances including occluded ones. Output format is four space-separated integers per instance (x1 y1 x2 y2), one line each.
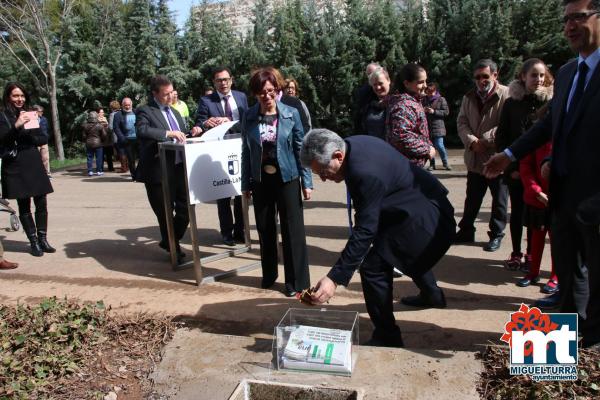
454 59 510 252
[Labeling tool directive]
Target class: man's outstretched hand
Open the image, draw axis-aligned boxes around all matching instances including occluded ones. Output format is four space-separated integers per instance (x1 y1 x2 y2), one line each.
483 152 511 178
310 276 337 305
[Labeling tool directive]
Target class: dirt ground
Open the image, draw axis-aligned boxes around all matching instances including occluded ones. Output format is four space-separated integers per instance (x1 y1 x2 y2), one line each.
0 149 553 398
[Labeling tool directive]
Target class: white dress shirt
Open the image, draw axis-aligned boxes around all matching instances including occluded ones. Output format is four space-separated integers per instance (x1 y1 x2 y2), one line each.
218 91 240 121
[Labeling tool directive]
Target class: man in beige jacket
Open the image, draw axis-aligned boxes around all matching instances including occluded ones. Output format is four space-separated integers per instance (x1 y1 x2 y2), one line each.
455 59 510 252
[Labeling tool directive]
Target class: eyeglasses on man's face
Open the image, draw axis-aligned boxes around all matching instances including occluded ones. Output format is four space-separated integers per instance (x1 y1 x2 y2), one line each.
562 10 599 24
214 77 231 84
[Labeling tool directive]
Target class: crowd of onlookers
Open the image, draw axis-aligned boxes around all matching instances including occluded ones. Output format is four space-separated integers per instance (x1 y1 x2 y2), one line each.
1 0 598 351
0 56 578 308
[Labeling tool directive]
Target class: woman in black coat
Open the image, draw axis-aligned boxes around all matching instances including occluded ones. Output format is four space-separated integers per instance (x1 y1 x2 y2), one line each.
0 82 54 256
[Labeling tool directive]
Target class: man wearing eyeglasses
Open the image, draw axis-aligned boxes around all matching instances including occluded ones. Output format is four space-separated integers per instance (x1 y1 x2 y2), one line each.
484 0 600 349
192 66 248 246
454 59 510 252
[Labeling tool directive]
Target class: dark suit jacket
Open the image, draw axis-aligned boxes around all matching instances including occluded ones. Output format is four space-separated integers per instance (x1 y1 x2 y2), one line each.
509 57 600 214
280 94 311 134
352 83 378 133
327 136 455 286
194 90 248 130
135 98 187 184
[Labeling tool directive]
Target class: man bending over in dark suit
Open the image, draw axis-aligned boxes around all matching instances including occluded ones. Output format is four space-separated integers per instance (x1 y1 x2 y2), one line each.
300 130 455 347
484 0 600 349
136 75 191 264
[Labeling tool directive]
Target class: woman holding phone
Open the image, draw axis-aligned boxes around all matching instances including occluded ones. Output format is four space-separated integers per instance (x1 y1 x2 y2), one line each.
0 82 54 257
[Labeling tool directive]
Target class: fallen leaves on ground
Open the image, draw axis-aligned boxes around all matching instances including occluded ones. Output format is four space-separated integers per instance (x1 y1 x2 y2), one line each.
0 297 178 399
477 344 600 399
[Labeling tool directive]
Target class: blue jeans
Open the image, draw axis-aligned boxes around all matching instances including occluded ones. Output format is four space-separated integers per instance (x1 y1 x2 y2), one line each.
430 136 448 166
86 147 104 173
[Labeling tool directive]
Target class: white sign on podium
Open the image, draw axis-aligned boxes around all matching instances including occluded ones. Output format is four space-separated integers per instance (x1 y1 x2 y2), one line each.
184 137 242 204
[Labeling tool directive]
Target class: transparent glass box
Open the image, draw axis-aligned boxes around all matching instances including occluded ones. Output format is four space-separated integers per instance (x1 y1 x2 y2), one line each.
273 308 359 377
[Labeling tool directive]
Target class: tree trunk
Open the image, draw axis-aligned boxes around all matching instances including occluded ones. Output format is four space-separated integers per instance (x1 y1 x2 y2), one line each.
48 70 64 161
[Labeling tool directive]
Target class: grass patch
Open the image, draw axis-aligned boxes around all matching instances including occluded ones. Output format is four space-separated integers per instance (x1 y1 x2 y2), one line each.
49 157 87 171
478 345 600 399
0 297 177 399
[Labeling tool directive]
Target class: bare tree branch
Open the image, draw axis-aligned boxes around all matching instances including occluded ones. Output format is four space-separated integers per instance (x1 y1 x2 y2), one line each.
0 0 77 161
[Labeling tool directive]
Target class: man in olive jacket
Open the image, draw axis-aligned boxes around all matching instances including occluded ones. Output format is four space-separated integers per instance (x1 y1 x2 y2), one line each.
455 59 509 252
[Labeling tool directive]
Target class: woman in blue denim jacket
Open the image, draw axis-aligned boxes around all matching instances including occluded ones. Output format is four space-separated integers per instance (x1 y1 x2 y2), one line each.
241 68 313 297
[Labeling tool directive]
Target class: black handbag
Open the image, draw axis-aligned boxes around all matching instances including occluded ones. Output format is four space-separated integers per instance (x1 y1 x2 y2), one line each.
0 112 18 160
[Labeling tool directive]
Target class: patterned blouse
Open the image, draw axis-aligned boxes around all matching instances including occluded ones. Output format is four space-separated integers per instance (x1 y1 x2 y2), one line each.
259 114 278 163
386 92 432 167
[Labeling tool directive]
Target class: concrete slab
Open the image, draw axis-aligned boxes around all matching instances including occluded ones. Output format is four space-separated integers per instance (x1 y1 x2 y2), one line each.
151 330 481 400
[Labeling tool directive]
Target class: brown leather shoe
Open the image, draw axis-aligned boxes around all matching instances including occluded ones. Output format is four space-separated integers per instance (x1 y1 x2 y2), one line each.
0 259 18 269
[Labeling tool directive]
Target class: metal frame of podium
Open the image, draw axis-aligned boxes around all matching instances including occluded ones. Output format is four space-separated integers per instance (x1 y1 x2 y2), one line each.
159 137 260 286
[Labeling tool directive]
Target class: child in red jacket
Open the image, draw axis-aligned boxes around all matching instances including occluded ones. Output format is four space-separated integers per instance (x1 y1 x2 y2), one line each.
516 140 558 294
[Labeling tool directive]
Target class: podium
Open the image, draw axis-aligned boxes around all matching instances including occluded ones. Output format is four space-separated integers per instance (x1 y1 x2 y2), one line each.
158 134 260 286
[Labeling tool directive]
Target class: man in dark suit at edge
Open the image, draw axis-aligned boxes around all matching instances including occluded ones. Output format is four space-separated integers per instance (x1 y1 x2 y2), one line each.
136 75 191 264
300 130 455 347
191 66 248 246
484 0 600 349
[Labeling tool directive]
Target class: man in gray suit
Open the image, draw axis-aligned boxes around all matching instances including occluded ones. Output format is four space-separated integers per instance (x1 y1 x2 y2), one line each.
136 75 190 264
484 0 600 349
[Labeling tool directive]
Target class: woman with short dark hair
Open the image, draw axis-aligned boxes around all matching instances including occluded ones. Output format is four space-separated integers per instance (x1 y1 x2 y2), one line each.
0 82 55 257
241 67 313 297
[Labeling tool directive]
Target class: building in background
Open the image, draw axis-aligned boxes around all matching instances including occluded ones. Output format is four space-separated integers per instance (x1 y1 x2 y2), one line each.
192 0 427 38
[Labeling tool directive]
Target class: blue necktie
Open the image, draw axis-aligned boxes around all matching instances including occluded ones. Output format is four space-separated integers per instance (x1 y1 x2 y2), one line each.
164 107 183 164
164 106 180 131
556 62 589 176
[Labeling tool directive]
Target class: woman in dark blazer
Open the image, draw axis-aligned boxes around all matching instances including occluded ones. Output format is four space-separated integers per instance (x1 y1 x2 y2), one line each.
241 68 313 297
0 82 54 256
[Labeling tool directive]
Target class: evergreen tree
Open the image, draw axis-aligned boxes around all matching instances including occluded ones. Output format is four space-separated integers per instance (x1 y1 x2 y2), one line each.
123 0 156 92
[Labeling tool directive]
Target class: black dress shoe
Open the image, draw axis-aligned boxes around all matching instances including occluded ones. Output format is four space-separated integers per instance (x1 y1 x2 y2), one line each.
401 292 446 309
533 292 561 310
159 241 185 260
176 251 186 265
261 277 277 289
483 236 503 252
453 229 475 244
284 283 297 297
233 232 245 243
363 334 404 348
222 236 235 246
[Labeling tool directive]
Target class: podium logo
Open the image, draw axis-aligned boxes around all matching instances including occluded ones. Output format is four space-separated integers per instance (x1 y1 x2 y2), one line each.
227 154 239 175
228 160 239 175
500 304 578 381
